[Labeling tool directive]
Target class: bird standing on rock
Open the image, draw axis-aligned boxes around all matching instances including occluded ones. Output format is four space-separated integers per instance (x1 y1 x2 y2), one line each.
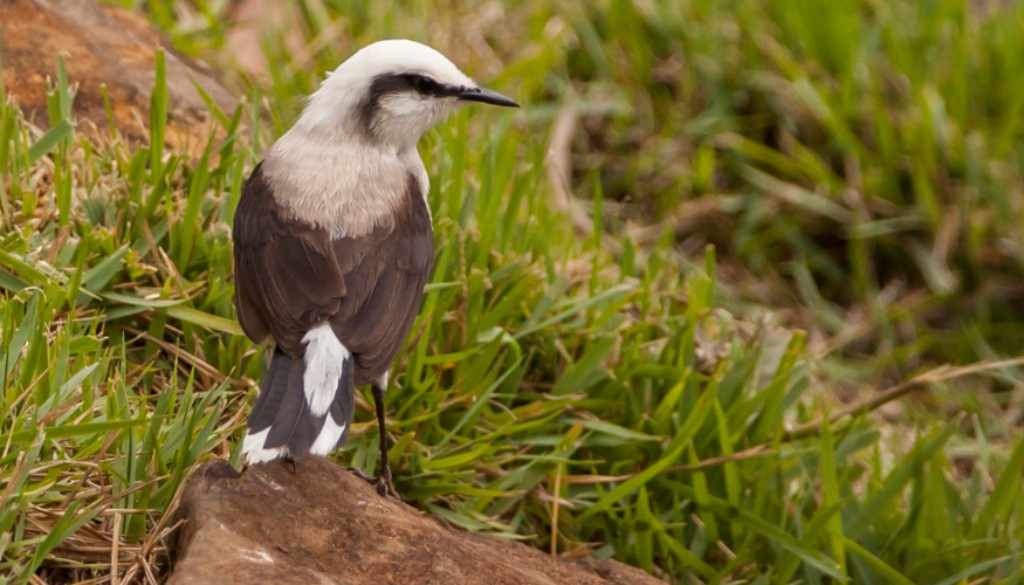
232 40 518 495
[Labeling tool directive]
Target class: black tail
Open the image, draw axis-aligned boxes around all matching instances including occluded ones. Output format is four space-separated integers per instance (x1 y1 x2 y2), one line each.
242 349 354 463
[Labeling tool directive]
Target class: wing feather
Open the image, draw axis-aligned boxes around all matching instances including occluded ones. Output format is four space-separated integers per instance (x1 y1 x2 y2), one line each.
233 163 345 356
233 165 433 382
330 175 434 384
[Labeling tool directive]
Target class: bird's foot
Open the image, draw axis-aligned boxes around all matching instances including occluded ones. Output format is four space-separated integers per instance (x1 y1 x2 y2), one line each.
346 466 374 482
281 454 297 475
347 466 402 500
375 466 402 500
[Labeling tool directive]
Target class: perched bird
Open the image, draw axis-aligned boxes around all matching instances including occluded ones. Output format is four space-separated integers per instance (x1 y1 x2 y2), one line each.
232 40 518 495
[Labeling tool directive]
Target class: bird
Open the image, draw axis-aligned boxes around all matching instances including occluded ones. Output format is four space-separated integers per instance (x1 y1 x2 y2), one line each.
232 39 518 495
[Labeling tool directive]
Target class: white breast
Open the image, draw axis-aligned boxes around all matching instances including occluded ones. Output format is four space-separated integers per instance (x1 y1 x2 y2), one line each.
261 130 429 238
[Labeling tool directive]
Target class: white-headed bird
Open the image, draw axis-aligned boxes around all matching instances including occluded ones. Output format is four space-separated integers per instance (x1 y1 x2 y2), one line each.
232 40 518 495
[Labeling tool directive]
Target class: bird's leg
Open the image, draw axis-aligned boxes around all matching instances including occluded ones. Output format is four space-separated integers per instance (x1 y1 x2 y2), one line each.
282 453 297 475
371 382 400 499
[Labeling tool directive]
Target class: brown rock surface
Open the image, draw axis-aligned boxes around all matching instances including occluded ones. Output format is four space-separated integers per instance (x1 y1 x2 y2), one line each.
169 458 664 585
0 0 236 149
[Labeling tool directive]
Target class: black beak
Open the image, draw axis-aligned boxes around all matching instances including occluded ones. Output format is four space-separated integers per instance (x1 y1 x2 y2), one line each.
456 86 519 108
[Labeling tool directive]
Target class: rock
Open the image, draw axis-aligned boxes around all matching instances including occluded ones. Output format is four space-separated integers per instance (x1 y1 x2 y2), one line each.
168 458 664 585
0 0 236 150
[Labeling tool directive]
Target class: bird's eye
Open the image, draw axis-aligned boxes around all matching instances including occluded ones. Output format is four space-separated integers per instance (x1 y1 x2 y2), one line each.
409 75 438 95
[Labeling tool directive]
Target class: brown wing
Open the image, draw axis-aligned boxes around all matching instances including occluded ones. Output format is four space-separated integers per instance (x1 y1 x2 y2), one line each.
329 175 434 385
232 162 346 357
233 165 434 382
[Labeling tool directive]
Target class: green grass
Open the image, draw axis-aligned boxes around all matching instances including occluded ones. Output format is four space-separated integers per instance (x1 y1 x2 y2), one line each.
2 0 1024 583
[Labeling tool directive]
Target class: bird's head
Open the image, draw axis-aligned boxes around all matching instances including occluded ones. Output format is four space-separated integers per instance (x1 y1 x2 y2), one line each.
294 39 518 150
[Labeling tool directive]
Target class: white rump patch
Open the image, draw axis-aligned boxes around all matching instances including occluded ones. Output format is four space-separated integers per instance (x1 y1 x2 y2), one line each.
302 322 349 417
309 416 348 456
242 428 288 464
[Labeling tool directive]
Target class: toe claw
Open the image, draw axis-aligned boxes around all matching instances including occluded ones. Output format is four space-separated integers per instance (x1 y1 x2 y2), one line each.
346 466 374 482
351 467 402 500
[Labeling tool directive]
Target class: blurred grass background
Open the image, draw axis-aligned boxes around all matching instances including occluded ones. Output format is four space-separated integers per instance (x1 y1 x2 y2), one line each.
2 0 1024 583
